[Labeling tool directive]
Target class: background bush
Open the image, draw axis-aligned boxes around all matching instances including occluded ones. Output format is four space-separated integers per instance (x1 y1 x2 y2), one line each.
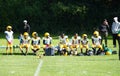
0 0 120 35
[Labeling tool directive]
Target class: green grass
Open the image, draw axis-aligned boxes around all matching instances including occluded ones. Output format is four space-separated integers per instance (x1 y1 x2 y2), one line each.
0 38 120 76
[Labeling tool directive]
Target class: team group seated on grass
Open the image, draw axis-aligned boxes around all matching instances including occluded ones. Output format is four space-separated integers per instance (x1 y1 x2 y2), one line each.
4 25 112 56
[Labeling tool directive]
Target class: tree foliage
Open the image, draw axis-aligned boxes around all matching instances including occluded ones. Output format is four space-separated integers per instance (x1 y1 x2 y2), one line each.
0 0 120 34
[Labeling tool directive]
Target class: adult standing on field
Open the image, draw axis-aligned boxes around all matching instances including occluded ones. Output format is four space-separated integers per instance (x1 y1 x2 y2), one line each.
23 20 30 34
118 31 120 60
111 17 120 48
99 19 109 47
19 20 30 44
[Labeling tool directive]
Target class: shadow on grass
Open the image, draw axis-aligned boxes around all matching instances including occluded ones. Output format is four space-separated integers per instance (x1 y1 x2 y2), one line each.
1 53 35 56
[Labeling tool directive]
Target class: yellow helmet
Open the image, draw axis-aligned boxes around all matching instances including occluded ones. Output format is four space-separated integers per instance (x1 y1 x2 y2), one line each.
106 51 112 55
6 25 12 30
82 34 87 38
44 32 50 37
32 32 37 37
93 31 99 36
118 34 120 37
24 32 29 36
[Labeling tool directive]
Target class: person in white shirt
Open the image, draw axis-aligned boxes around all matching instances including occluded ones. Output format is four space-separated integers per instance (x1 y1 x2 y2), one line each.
70 33 80 55
111 17 120 48
20 32 31 55
80 34 89 54
31 32 40 55
43 32 54 56
43 32 52 49
4 25 14 55
92 31 103 55
58 33 69 56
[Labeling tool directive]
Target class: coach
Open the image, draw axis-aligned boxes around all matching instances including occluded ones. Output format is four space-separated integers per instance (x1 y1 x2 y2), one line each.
111 17 120 48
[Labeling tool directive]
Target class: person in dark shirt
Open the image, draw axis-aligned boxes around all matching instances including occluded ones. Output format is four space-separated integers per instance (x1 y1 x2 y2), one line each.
23 20 30 34
19 20 30 46
99 19 109 46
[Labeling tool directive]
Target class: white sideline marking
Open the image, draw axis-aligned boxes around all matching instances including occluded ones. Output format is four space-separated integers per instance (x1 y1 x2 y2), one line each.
34 60 43 76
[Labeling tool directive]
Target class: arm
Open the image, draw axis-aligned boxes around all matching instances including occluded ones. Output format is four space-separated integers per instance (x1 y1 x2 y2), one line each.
38 40 40 45
31 40 33 45
92 39 94 44
99 39 102 45
43 40 46 45
78 39 80 44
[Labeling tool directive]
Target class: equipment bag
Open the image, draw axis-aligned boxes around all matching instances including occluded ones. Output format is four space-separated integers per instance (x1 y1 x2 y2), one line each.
45 47 54 56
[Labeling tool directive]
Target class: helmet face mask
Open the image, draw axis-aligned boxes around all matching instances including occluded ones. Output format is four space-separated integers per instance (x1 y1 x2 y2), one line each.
23 32 29 39
61 33 65 38
24 35 28 39
84 36 87 39
93 31 99 37
34 33 38 38
94 33 98 37
74 33 78 39
32 32 38 38
82 34 87 39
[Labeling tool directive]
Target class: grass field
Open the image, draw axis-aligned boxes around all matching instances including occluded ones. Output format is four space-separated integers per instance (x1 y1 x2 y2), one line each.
0 38 120 76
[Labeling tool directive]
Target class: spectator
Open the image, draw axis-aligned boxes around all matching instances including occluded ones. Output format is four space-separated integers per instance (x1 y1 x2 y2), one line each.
99 19 109 47
111 17 120 48
23 20 30 34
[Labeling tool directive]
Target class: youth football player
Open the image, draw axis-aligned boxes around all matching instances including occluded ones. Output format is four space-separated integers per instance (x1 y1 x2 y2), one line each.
58 33 69 56
4 25 14 55
92 31 103 55
80 34 89 54
19 32 31 55
43 32 55 56
31 32 40 55
70 33 81 55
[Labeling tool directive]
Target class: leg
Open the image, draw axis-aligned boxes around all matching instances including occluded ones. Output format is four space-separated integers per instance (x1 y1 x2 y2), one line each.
92 44 97 55
25 48 28 55
70 45 73 55
6 47 8 55
104 32 108 46
105 36 107 47
19 45 25 55
92 48 96 55
10 47 13 55
113 34 116 47
80 45 83 53
34 49 39 55
6 42 9 55
9 43 13 54
118 36 120 60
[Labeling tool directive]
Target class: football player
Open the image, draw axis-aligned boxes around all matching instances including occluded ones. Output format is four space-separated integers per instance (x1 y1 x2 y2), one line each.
31 32 40 55
92 31 103 55
43 32 54 56
80 34 89 54
58 33 69 56
43 32 52 49
70 33 81 55
19 32 31 55
4 25 14 55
